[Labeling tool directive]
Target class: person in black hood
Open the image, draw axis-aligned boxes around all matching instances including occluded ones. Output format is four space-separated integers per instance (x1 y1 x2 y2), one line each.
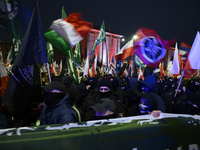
138 75 165 113
83 79 130 120
184 93 200 115
138 92 162 117
72 84 89 122
40 81 77 125
61 75 77 106
109 77 127 104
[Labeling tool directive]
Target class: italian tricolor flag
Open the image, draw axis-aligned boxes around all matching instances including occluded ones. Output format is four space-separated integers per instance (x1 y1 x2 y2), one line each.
44 13 93 83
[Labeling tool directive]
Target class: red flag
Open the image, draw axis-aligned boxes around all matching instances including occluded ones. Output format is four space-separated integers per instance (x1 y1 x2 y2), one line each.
115 39 135 61
92 56 97 77
184 31 200 78
0 62 9 98
134 27 177 68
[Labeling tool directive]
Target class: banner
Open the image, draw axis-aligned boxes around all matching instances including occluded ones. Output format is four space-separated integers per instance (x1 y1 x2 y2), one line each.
1 113 200 150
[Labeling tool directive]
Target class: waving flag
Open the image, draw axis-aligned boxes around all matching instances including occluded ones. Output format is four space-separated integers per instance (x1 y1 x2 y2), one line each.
170 43 180 75
90 21 106 55
74 42 81 65
0 61 9 98
12 2 47 68
134 27 177 68
116 27 176 68
84 55 90 77
185 31 200 70
134 54 146 68
184 31 200 78
2 2 47 115
92 56 97 77
46 42 54 64
62 6 67 18
138 67 144 80
110 58 116 76
0 0 31 39
180 42 191 52
44 13 93 55
115 39 134 61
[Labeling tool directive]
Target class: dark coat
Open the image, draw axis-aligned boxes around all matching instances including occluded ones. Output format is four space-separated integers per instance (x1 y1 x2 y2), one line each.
141 75 166 112
40 93 77 125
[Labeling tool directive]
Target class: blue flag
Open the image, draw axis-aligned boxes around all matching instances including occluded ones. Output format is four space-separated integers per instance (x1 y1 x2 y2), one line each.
2 2 46 116
0 0 31 39
12 1 47 68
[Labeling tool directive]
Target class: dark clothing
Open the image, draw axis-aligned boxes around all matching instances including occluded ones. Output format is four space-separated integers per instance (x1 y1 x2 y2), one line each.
41 93 77 125
140 75 165 112
140 92 160 112
0 112 8 129
129 77 138 90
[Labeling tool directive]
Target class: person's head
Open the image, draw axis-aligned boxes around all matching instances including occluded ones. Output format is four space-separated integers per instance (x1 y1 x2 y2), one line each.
98 79 113 98
138 92 160 114
85 77 98 91
41 81 67 107
110 77 120 91
61 75 72 88
139 75 157 94
185 93 200 115
139 84 149 93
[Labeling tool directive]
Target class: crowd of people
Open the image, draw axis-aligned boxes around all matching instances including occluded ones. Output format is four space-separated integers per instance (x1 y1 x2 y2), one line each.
1 70 200 129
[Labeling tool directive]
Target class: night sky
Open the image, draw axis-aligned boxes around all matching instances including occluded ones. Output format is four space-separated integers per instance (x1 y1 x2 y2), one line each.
1 0 200 48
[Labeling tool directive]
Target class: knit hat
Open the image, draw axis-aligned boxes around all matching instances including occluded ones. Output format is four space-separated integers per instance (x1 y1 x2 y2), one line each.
98 79 113 90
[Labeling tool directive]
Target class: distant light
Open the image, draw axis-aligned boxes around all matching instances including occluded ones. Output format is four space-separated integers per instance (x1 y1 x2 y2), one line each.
122 38 125 42
133 35 138 39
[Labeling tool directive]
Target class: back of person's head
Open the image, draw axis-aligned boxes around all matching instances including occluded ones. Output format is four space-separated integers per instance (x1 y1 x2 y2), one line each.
109 77 119 91
139 75 157 94
185 93 200 115
85 77 98 90
61 75 72 88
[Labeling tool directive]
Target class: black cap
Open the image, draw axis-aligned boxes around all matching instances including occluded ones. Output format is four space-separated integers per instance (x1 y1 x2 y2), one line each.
90 98 116 112
41 81 66 92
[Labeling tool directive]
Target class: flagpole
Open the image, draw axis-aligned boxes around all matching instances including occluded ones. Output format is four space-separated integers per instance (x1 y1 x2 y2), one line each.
105 41 109 73
3 0 15 61
65 55 89 78
46 62 51 82
174 69 184 97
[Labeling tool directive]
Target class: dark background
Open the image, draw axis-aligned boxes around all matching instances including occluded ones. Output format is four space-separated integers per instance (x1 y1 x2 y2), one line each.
0 0 200 48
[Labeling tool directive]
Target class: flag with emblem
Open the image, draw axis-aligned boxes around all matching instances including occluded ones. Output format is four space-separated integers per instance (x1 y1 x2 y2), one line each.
90 21 106 55
134 27 177 68
2 2 47 115
116 27 177 68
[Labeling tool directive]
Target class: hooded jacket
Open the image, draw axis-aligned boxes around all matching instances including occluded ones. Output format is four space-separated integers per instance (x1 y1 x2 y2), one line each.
140 75 165 112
